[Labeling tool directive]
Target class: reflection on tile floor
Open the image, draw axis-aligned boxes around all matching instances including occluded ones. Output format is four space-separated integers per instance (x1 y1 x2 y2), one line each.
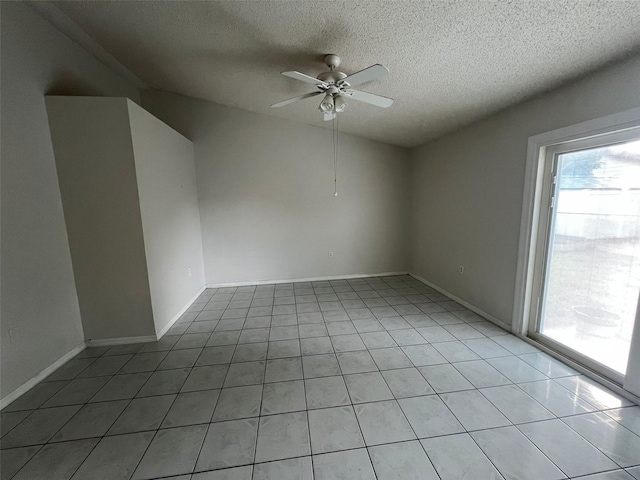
2 275 640 479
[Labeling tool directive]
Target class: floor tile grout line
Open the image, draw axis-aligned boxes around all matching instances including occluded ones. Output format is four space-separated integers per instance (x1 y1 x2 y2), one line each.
439 375 630 478
474 383 556 426
1 345 623 412
12 377 136 450
395 334 517 479
514 419 630 477
249 350 264 466
299 365 314 478
457 430 508 480
96 363 187 479
557 414 640 470
373 358 444 480
8 376 142 480
472 411 571 479
510 377 601 416
307 334 428 479
7 373 628 451
64 434 105 480
599 406 640 435
11 409 633 453
190 403 220 476
330 343 381 480
374 340 571 479
4 275 638 479
2 349 625 420
0 443 45 480
126 359 203 479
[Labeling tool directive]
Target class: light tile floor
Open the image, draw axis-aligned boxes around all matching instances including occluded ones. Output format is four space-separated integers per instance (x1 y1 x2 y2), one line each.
2 275 640 479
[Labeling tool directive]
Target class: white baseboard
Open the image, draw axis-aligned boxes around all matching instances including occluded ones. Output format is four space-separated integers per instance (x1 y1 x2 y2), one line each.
206 271 410 289
85 335 158 347
0 342 86 410
408 272 511 332
0 285 206 410
156 285 206 340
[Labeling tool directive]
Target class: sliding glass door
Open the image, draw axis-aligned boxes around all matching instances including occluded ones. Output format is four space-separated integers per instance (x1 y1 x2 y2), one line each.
530 131 640 382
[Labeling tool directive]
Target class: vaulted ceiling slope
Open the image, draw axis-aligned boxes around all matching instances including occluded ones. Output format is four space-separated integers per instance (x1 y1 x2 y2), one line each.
46 1 640 147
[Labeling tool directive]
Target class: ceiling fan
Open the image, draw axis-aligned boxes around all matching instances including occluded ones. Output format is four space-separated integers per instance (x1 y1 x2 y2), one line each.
271 54 394 120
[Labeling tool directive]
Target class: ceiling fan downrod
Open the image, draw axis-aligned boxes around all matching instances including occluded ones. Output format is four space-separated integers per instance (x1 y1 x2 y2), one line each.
270 54 394 196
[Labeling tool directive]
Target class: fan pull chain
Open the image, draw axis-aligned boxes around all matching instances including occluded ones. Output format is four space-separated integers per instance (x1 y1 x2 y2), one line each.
333 112 339 196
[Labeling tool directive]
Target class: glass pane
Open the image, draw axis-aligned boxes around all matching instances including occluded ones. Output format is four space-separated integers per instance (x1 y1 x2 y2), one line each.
540 139 640 375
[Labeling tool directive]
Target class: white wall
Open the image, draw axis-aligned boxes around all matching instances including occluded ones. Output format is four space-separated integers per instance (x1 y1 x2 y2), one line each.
141 90 411 285
0 3 140 403
46 96 156 341
410 54 640 326
128 101 205 335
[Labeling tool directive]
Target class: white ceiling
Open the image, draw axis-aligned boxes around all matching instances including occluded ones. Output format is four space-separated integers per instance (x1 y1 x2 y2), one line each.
46 1 640 148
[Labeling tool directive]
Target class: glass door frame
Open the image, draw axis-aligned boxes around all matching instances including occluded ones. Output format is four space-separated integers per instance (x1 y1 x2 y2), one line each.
527 130 640 385
513 106 640 395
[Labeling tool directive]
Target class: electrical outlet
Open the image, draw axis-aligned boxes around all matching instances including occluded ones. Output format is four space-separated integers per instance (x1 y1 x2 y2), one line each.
8 327 20 345
328 252 334 259
188 267 192 277
458 265 464 275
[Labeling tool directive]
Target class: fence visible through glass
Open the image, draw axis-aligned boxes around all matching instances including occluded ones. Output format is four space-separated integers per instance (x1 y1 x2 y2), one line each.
540 139 640 375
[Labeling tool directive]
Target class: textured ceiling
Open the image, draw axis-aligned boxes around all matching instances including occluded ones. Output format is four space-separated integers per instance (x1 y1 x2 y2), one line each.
48 1 640 147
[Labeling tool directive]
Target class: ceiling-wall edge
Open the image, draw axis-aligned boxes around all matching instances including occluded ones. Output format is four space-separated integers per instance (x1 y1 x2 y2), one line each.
28 1 640 153
408 50 640 152
27 1 148 90
142 87 414 154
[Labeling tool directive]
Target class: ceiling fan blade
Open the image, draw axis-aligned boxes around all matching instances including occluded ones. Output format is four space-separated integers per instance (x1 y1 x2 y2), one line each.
282 71 326 86
271 91 322 108
324 113 336 121
339 64 389 87
345 89 394 108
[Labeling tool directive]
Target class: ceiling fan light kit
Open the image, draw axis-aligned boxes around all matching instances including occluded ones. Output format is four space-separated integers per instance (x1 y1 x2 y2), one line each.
334 96 347 113
272 54 394 196
319 93 334 113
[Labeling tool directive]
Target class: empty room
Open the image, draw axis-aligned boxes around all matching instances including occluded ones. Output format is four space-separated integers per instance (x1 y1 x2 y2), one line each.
2 1 640 479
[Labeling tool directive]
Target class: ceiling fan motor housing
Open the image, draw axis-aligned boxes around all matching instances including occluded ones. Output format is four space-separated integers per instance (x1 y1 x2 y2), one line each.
317 71 347 84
